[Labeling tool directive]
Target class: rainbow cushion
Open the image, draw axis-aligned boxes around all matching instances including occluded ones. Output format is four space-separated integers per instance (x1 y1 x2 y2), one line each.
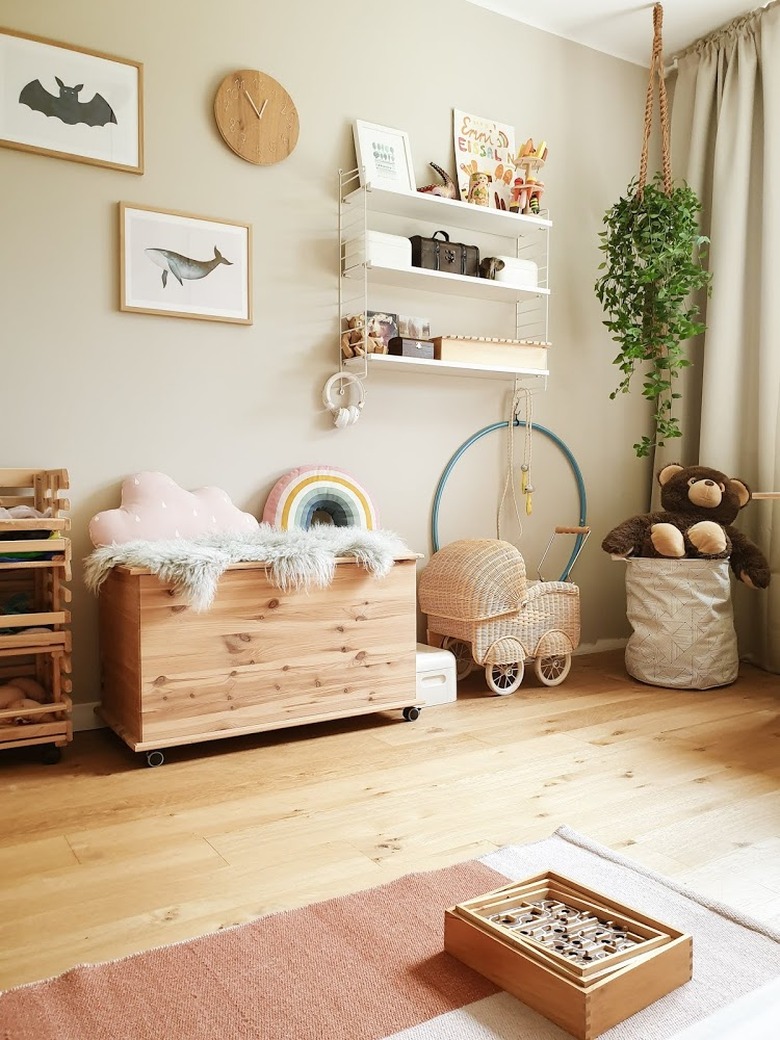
262 465 379 530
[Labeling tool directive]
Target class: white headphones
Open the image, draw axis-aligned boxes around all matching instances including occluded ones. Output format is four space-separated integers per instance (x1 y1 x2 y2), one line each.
322 371 366 428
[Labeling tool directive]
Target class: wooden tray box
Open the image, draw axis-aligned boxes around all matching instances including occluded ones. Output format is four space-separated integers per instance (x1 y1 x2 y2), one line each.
444 871 692 1040
98 556 419 752
432 336 550 371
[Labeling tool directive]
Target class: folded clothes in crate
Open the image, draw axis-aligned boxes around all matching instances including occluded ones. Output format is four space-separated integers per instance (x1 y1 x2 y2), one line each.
0 506 60 560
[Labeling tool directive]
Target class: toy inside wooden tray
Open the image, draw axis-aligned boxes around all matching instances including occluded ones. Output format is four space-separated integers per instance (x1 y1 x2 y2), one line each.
450 870 682 986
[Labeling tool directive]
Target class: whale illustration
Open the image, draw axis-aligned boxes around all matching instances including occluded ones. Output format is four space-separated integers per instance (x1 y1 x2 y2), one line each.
145 245 233 288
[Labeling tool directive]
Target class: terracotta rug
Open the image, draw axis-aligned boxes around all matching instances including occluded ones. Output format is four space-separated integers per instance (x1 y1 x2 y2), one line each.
2 826 779 1040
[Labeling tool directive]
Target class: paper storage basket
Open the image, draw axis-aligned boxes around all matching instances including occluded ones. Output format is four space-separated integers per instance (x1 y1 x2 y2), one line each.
623 558 738 689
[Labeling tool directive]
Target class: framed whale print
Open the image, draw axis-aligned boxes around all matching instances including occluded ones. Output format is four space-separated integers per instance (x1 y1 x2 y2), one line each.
0 27 143 173
119 204 253 324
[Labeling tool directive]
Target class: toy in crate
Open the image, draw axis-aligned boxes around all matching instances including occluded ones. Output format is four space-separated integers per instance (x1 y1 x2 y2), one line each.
418 527 589 694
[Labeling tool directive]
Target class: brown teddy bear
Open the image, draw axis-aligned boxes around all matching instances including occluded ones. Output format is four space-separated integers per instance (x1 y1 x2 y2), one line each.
602 463 771 589
340 314 386 358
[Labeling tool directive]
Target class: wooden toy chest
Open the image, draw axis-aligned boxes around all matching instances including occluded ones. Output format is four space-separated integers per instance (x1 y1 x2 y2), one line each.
97 555 419 755
444 871 692 1040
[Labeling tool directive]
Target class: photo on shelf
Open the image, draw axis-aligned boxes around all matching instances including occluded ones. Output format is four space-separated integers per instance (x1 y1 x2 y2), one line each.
397 314 431 339
366 310 399 350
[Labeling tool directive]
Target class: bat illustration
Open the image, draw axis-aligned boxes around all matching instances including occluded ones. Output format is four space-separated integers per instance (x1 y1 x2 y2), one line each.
19 77 117 127
145 246 233 288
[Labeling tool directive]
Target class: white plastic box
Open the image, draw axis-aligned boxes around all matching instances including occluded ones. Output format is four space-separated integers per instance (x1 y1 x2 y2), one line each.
494 256 539 289
416 643 457 706
344 231 412 271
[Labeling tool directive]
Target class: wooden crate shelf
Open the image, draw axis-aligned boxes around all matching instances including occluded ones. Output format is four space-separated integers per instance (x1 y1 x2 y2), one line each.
0 469 73 761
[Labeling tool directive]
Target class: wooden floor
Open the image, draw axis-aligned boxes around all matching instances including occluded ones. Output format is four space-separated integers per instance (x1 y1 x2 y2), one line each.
1 649 778 992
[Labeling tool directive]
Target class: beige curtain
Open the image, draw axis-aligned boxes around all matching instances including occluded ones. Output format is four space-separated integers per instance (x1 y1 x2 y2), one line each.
668 2 780 671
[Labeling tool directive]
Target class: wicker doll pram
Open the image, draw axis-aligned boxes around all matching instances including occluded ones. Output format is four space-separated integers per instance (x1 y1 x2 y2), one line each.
418 532 587 695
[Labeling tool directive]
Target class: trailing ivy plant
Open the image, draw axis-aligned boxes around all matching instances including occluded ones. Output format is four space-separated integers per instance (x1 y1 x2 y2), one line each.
595 170 712 458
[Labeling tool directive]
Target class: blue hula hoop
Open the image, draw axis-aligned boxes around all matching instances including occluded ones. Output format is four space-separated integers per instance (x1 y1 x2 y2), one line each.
431 419 588 581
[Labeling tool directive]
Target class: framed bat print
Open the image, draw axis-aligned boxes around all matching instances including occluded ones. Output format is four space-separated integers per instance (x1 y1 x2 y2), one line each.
0 27 143 173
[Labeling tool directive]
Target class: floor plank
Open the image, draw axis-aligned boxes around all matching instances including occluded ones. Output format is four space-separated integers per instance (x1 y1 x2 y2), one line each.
0 649 778 991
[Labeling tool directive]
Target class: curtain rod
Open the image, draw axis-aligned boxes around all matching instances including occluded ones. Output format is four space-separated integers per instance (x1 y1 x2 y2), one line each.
667 0 777 71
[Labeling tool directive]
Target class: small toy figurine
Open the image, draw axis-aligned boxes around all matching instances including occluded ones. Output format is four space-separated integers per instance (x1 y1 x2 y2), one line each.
509 177 528 213
466 171 492 207
511 138 547 214
479 257 505 280
417 161 458 199
527 181 544 214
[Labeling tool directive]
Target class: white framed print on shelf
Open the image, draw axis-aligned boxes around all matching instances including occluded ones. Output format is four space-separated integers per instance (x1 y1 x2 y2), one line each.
119 203 252 325
353 120 415 193
0 26 143 173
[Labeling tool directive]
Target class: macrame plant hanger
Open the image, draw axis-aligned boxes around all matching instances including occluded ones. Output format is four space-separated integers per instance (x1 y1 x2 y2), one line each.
639 3 672 201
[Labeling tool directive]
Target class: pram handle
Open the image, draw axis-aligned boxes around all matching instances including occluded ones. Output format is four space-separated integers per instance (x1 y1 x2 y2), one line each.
539 526 591 581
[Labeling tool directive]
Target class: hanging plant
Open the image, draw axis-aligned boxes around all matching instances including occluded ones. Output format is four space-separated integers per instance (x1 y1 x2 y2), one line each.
594 4 712 458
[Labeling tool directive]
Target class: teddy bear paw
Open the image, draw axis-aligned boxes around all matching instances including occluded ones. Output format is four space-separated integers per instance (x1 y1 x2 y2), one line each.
650 523 685 558
738 565 770 589
687 520 728 556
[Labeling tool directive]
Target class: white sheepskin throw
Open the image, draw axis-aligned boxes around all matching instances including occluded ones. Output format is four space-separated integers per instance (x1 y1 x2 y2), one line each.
84 524 413 611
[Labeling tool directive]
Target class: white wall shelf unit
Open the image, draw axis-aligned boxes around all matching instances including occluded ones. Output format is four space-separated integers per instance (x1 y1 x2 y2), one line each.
341 181 552 236
342 260 550 304
338 168 551 382
344 353 549 381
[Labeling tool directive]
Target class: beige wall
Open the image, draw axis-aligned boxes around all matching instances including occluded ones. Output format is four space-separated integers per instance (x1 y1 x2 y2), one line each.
1 0 653 710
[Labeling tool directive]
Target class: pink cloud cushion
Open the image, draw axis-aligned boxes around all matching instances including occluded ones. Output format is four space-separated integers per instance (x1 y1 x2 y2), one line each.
88 472 259 547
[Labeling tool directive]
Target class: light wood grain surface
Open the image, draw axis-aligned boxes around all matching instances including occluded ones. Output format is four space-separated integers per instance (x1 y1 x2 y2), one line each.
0 649 778 991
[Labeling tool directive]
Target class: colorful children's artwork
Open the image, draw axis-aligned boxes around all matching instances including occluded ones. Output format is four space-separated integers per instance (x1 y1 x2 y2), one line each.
453 110 516 211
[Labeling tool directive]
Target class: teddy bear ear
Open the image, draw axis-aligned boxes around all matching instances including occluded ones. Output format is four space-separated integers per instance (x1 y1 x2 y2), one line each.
657 463 684 486
728 479 751 508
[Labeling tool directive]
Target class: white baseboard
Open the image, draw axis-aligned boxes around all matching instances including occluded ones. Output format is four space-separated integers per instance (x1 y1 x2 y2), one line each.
71 641 628 733
72 700 104 732
574 638 627 656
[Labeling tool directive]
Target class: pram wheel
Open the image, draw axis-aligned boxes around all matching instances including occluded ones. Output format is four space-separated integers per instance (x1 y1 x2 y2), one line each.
485 660 524 696
442 637 475 679
534 653 572 687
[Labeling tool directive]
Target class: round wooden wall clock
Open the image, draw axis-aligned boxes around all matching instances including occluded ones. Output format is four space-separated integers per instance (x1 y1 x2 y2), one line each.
213 69 299 165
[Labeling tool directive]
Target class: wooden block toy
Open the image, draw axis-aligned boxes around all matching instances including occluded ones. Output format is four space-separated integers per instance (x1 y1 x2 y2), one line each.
444 871 692 1040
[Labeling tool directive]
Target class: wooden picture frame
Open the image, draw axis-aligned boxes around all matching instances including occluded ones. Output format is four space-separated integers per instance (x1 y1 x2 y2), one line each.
0 27 143 173
353 120 415 193
119 203 253 325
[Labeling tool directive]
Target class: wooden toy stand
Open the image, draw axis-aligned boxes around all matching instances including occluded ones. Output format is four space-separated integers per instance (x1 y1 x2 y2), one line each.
445 871 692 1040
0 469 73 763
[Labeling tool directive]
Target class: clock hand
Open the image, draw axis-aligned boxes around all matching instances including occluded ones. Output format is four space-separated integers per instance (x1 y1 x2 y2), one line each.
258 98 268 119
243 90 262 118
